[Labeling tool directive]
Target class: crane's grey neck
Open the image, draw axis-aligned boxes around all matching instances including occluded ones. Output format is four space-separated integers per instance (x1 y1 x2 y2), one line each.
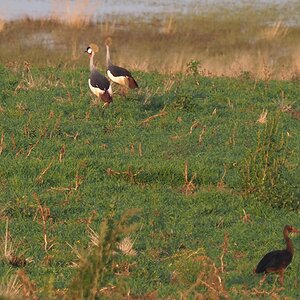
106 45 113 68
89 52 95 71
284 229 294 254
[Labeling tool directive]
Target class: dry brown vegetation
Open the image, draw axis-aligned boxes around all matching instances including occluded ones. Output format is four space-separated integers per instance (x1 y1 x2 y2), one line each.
0 3 299 79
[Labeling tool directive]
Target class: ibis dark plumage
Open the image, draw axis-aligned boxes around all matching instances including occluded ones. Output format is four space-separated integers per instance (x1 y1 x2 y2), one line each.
105 40 138 91
85 44 112 107
254 225 300 286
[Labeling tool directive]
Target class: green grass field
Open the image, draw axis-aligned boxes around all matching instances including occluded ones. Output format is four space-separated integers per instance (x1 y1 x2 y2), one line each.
0 62 299 299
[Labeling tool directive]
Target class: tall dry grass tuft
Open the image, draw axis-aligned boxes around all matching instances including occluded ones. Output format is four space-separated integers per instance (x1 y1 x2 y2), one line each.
51 0 95 59
160 15 176 36
51 0 93 29
262 21 288 41
99 20 116 38
67 208 140 299
0 218 29 268
291 46 300 73
182 255 229 299
0 274 22 300
0 5 299 77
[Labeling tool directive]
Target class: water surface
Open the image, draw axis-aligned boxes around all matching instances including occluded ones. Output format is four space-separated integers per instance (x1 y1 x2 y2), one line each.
0 0 297 21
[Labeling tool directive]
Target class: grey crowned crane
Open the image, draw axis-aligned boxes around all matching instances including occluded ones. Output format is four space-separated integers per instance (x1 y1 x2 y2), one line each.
85 43 112 107
254 225 300 286
105 39 138 93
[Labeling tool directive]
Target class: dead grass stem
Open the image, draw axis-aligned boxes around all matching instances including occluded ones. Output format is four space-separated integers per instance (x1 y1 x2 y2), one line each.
1 218 29 268
17 270 39 300
182 161 197 196
33 193 54 253
106 166 143 184
178 237 229 299
35 157 55 184
0 132 4 155
262 21 289 41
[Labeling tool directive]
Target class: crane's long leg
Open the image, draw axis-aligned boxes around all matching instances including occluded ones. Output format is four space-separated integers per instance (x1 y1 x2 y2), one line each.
259 273 267 287
279 270 284 286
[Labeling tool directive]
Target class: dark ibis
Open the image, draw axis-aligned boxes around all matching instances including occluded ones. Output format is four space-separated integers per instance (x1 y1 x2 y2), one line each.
85 43 112 107
254 225 300 286
105 38 138 93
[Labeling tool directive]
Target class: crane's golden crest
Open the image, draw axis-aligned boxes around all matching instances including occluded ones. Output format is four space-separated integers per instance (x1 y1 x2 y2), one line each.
89 43 99 53
105 36 113 46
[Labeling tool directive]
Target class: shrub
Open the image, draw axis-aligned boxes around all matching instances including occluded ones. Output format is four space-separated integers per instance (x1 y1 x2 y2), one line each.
241 113 298 209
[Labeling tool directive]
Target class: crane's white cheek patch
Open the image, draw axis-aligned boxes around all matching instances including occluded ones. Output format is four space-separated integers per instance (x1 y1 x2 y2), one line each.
88 79 104 97
107 71 128 86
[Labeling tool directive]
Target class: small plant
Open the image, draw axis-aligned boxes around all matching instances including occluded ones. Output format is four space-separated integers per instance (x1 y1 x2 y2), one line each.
241 113 297 209
67 208 140 300
171 88 195 111
170 235 229 299
239 71 253 81
186 60 202 76
116 236 137 257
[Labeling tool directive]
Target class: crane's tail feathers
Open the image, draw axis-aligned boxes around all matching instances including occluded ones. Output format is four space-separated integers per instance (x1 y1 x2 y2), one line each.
128 77 139 89
100 91 112 105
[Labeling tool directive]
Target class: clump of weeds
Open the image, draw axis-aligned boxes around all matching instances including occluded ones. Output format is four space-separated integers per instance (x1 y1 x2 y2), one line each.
241 113 298 209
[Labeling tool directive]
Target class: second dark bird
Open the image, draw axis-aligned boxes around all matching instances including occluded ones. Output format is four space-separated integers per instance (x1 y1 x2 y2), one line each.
254 224 300 286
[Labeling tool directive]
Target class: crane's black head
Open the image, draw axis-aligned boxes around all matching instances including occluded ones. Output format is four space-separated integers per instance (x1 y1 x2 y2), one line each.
85 43 99 56
85 46 93 55
284 225 300 234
